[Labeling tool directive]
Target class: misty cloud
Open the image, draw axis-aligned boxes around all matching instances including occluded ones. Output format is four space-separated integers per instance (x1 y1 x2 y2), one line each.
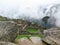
0 0 60 27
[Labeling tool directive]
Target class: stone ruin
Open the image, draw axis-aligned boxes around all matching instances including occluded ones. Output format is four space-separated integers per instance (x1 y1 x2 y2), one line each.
13 19 60 45
0 19 60 45
14 19 44 35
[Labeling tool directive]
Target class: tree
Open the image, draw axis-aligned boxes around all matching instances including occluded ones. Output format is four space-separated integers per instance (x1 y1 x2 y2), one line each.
42 16 50 29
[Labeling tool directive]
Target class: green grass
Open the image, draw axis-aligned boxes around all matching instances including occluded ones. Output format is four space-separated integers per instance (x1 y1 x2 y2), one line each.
27 28 38 33
16 27 44 39
16 28 44 39
16 34 31 39
16 34 44 39
15 34 44 44
0 16 9 21
39 34 44 38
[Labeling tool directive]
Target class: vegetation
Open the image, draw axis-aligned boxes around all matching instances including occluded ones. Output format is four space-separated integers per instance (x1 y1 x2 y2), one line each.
42 16 49 24
16 34 44 39
27 28 38 33
16 28 44 39
0 16 10 21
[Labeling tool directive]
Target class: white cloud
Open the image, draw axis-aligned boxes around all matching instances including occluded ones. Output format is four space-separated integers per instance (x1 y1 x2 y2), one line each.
0 0 60 19
0 0 60 27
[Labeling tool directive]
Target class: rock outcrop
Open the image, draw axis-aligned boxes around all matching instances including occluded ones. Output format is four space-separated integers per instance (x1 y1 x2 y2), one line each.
16 37 46 45
30 37 43 45
43 28 60 45
0 41 16 45
0 21 19 42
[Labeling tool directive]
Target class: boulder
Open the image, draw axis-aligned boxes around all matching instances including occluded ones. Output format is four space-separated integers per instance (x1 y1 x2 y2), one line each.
0 41 16 45
17 37 46 45
18 37 33 45
30 37 43 45
43 28 60 45
0 21 19 42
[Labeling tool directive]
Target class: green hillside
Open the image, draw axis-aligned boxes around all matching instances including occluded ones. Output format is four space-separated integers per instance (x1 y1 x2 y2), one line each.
0 16 10 21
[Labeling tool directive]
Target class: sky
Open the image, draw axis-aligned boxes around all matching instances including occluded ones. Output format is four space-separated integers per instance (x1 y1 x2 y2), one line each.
0 0 60 19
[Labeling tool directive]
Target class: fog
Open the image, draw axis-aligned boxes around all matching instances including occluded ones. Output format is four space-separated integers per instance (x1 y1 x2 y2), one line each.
0 0 60 27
